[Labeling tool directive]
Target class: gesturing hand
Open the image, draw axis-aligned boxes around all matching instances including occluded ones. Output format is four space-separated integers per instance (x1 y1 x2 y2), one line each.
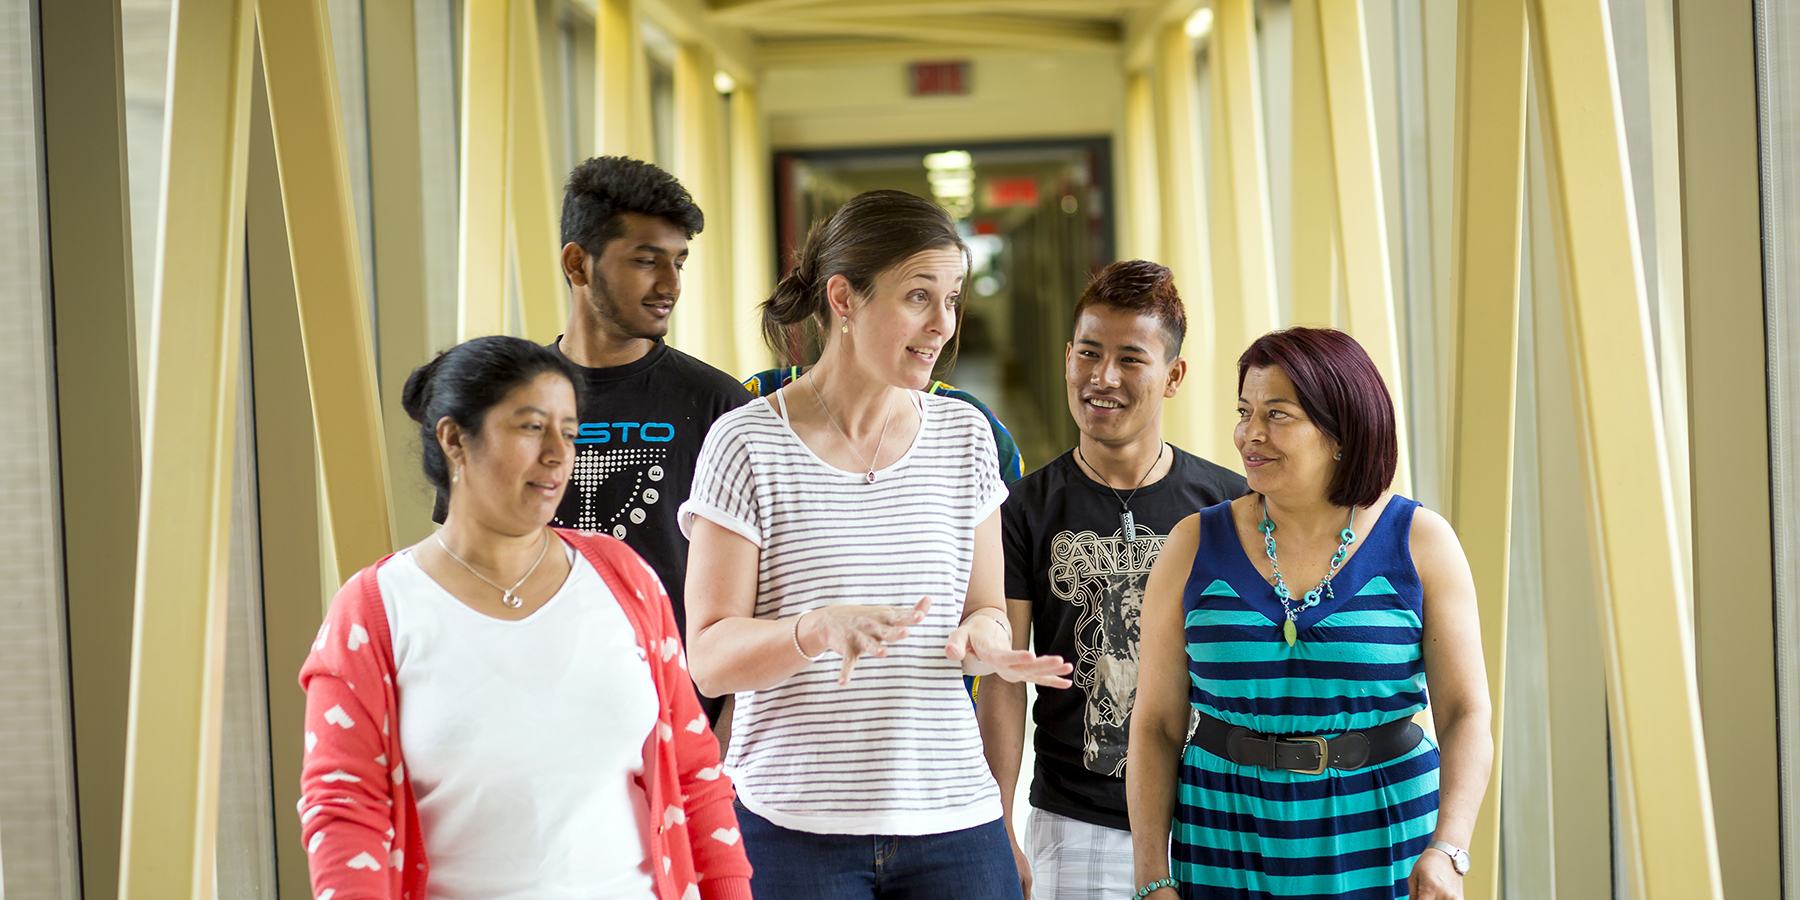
799 597 932 685
944 613 1074 688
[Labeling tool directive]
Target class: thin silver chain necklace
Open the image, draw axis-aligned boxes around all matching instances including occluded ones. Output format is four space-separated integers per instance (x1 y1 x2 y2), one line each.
808 377 897 484
1076 442 1166 539
435 528 551 609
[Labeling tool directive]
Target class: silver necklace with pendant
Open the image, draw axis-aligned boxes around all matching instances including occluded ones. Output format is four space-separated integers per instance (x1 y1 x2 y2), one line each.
1077 442 1165 539
435 528 551 609
1258 497 1358 646
809 377 897 484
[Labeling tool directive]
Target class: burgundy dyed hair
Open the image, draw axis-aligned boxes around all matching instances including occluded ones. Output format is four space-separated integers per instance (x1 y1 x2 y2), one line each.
1237 327 1397 508
1071 260 1187 359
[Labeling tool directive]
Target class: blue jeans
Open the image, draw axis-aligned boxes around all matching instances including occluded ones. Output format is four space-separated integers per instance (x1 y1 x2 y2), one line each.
736 803 1024 900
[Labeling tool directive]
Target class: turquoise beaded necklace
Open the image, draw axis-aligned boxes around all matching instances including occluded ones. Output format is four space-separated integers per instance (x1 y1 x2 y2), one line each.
1258 496 1358 647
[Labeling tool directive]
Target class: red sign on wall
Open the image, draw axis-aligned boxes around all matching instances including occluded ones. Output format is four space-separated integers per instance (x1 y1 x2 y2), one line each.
910 61 970 96
983 176 1040 209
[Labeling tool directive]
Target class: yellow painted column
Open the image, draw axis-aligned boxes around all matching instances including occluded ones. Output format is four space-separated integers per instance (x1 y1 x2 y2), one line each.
1289 0 1339 328
116 0 254 896
1207 0 1279 460
1318 0 1411 498
731 83 775 374
362 0 435 547
1530 0 1723 896
459 0 508 339
1150 25 1215 460
259 0 398 576
595 0 652 160
672 41 725 369
508 0 570 344
1123 69 1161 263
1444 1 1528 896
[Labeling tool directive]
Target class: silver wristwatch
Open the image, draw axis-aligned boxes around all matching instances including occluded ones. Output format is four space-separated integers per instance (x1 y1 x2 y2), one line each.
1427 840 1471 875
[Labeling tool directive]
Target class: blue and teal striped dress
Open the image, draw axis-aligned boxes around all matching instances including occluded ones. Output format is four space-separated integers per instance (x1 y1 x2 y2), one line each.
1173 497 1439 899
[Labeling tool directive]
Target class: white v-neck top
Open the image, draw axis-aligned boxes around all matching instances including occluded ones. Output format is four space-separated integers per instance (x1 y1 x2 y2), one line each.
378 542 659 900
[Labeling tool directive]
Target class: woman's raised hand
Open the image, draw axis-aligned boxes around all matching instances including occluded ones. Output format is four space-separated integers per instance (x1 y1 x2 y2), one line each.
945 612 1074 688
798 597 932 685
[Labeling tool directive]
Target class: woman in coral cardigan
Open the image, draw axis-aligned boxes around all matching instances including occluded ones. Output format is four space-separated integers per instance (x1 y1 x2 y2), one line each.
298 335 751 900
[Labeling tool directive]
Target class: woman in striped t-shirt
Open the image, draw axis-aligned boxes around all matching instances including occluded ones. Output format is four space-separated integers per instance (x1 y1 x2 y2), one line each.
680 190 1073 900
1126 328 1493 900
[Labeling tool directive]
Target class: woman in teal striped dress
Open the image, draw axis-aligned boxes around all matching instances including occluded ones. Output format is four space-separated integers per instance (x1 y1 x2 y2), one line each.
1125 327 1492 900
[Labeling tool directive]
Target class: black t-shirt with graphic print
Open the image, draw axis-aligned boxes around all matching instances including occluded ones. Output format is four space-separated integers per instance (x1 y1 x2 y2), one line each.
547 339 749 643
1001 445 1246 831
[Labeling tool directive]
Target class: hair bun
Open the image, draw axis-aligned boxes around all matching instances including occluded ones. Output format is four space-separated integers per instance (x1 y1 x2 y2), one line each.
400 353 446 425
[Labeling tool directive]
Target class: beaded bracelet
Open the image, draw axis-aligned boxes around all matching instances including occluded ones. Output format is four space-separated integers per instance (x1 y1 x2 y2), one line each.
1132 877 1177 900
791 610 824 661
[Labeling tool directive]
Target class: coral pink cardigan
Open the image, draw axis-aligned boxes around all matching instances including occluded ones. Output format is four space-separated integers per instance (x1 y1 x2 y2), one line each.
298 529 752 900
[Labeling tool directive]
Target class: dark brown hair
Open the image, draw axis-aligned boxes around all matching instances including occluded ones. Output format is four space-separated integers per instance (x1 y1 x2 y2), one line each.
761 190 968 365
1237 327 1397 508
1071 259 1187 359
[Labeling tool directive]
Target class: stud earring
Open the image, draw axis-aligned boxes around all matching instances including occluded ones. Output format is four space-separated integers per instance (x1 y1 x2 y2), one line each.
841 319 850 334
1334 451 1343 461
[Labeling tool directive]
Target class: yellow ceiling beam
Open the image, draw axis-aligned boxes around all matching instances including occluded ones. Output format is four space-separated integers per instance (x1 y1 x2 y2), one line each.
259 0 398 577
459 0 509 339
1207 0 1279 462
1444 1 1528 898
1149 23 1215 461
1529 0 1722 895
116 0 253 895
509 0 571 343
722 0 1152 23
751 14 1120 51
754 38 1032 67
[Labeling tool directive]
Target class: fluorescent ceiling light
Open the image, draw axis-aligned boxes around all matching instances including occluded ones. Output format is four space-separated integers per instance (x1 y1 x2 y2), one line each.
930 178 974 197
1185 7 1213 38
923 150 973 170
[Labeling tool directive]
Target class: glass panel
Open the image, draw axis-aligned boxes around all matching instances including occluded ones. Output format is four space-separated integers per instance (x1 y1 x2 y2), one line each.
416 0 461 352
0 0 80 893
215 297 277 898
121 0 175 410
1754 1 1800 894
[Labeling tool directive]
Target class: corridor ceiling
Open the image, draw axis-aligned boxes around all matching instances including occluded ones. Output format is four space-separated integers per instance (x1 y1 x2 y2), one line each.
708 0 1175 67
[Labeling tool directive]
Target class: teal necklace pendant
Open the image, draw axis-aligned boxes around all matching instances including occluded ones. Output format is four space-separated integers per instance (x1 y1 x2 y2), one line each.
1260 497 1358 648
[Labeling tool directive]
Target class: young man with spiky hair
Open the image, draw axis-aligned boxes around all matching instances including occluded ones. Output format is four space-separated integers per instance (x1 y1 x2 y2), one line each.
552 156 749 721
978 261 1247 899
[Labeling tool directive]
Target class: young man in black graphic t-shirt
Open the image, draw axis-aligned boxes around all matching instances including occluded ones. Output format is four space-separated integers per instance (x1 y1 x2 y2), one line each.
550 157 748 721
978 261 1245 900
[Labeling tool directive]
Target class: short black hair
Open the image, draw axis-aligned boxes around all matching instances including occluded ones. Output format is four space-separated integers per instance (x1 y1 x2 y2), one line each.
561 156 705 256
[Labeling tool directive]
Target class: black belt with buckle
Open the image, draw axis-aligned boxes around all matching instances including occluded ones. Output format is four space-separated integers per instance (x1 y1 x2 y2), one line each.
1192 710 1424 775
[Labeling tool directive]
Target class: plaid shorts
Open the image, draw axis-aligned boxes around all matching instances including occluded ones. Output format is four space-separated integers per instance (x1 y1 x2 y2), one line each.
1026 806 1134 900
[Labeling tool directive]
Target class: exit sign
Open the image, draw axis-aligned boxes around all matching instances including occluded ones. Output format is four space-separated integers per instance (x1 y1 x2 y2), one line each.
910 61 970 96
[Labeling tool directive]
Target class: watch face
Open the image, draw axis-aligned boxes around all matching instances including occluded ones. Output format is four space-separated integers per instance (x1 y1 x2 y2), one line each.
1452 850 1471 875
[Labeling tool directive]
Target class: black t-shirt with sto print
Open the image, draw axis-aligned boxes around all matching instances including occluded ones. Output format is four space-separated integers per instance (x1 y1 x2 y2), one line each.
547 339 750 641
1001 446 1246 831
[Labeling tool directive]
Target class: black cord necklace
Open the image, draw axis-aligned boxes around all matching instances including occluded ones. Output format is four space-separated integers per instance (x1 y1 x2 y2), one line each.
1076 442 1166 539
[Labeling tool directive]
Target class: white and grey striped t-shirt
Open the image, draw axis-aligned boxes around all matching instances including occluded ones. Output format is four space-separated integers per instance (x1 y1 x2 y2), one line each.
678 390 1008 836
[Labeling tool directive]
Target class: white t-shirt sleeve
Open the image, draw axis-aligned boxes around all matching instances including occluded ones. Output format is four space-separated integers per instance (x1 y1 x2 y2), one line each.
679 410 763 547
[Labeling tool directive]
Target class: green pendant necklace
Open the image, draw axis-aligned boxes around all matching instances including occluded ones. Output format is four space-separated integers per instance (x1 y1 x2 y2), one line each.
1258 497 1358 646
